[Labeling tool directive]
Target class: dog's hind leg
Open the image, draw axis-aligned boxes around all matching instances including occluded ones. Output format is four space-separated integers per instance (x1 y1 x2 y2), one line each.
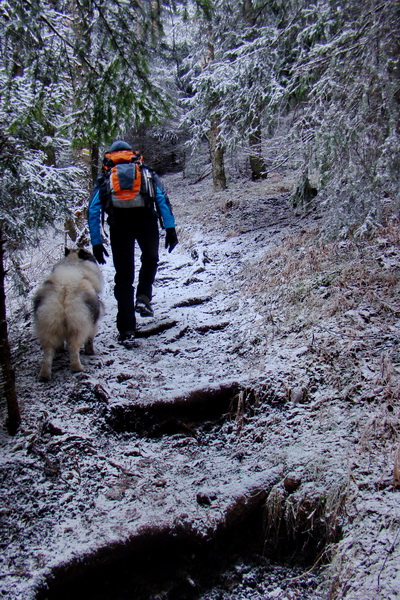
39 347 55 382
84 337 95 355
68 343 84 373
84 323 99 356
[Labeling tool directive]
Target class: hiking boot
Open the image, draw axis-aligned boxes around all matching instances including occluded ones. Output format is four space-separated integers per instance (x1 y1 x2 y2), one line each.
135 295 154 317
117 331 138 349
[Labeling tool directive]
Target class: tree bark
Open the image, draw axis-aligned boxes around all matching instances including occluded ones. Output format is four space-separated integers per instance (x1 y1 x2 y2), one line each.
249 120 268 180
241 2 268 180
205 24 227 191
90 143 99 185
0 228 21 435
209 115 227 191
290 168 318 209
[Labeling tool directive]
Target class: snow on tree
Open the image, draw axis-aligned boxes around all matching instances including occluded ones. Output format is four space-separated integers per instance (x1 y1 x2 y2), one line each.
0 0 84 433
0 0 176 432
174 0 399 232
274 0 400 234
178 1 280 183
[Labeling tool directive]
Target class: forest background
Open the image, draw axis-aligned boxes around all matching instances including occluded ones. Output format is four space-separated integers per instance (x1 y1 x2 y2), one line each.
0 0 399 439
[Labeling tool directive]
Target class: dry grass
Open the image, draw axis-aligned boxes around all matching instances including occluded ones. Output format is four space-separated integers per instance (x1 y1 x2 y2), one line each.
246 225 400 321
263 479 346 566
241 218 400 340
237 217 400 409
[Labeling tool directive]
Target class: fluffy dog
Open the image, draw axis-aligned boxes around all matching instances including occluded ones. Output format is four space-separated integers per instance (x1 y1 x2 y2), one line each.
33 248 103 381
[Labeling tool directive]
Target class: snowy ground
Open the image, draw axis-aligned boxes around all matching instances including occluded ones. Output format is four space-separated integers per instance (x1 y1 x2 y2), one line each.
1 170 400 599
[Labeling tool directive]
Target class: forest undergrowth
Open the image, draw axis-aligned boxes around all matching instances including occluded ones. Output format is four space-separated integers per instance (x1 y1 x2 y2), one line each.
243 215 400 403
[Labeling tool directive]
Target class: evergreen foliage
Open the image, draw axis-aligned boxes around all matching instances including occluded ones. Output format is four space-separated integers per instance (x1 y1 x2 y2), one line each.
0 1 82 249
278 0 400 234
0 0 398 247
180 2 277 155
174 0 399 231
0 0 175 430
0 0 173 251
63 0 169 148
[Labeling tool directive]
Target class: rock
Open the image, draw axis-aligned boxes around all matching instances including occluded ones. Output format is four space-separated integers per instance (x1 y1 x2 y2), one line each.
196 491 217 506
284 476 302 494
290 387 308 404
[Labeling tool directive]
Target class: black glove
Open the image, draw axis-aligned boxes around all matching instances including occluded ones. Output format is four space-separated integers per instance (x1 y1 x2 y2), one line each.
93 244 109 264
165 228 178 253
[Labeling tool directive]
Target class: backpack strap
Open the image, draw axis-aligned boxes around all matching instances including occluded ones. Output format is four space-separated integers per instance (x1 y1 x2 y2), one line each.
140 165 156 201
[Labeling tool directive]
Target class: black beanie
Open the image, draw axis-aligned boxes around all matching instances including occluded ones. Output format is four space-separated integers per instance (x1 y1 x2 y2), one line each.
109 140 132 152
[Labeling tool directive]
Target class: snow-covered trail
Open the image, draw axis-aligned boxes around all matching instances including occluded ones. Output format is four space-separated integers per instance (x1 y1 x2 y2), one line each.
2 172 316 599
1 171 399 600
95 171 288 404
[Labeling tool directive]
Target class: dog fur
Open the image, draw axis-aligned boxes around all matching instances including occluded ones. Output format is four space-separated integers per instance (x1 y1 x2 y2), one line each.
33 248 103 381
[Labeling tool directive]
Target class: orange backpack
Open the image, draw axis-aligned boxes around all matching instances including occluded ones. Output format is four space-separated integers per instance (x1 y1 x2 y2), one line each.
100 149 155 211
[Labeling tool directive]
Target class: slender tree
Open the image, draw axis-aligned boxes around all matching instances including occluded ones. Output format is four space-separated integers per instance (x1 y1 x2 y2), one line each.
176 1 227 189
204 20 227 190
0 226 20 435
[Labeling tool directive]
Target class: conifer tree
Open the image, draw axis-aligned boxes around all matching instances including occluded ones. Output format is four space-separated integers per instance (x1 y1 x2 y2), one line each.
273 0 400 232
0 0 174 432
178 1 277 184
0 1 83 432
66 0 169 179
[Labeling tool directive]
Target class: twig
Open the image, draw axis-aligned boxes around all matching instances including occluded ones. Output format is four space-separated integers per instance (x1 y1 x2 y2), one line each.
105 458 139 478
377 527 400 592
192 168 212 184
393 444 400 487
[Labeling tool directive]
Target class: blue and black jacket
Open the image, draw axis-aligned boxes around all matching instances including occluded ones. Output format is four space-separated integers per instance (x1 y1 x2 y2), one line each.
88 170 175 247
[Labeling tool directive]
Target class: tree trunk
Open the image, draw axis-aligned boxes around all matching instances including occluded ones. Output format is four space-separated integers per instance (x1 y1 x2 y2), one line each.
90 143 99 185
249 120 268 180
241 2 267 180
0 228 21 435
290 168 318 209
204 22 227 191
209 115 227 191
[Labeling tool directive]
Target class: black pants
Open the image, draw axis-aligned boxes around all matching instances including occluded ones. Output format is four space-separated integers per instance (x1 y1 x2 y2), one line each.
109 209 159 334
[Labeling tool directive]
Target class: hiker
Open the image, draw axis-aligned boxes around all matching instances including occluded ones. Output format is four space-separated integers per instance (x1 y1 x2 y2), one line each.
88 140 178 343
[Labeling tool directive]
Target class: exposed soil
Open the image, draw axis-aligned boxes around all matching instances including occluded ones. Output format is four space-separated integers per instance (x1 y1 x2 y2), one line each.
1 169 400 600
